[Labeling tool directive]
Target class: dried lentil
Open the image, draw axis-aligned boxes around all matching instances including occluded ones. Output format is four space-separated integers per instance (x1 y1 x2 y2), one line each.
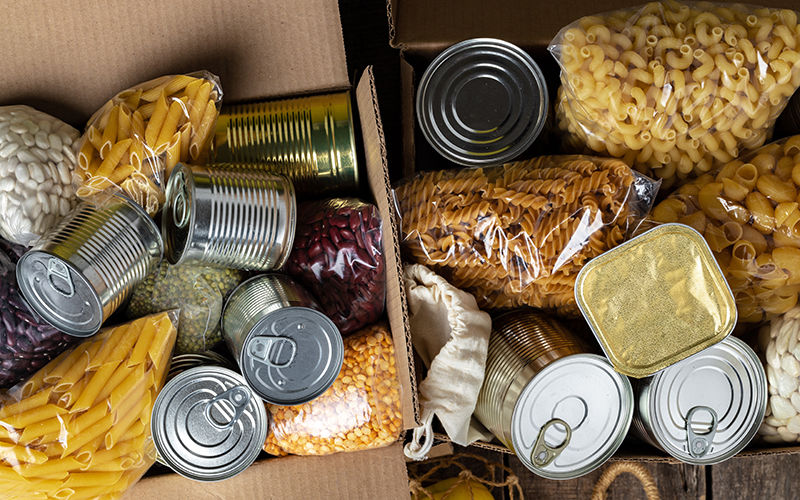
263 322 402 455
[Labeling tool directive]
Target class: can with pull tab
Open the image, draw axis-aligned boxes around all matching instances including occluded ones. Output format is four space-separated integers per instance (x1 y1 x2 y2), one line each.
221 274 343 406
474 310 633 480
632 336 767 465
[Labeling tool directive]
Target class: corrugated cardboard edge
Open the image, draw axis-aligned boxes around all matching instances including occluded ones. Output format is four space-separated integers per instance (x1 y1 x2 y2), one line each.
127 443 409 500
355 67 420 428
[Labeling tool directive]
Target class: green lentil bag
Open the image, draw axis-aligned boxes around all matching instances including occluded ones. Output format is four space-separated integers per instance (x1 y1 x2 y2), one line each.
125 261 243 354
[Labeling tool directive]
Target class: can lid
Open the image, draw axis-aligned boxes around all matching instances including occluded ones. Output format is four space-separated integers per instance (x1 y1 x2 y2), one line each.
647 336 767 465
162 164 195 265
151 366 268 482
416 38 548 166
15 251 102 337
241 306 343 405
511 354 633 480
575 223 738 378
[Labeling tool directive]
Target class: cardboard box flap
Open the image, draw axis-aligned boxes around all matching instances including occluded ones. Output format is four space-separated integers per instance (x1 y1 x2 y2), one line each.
388 0 800 52
355 67 420 429
0 0 349 124
127 443 409 500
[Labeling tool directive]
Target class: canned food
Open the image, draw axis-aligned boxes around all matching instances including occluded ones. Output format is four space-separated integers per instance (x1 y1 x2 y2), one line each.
151 365 268 482
575 223 737 378
633 336 767 465
416 38 548 166
16 194 162 337
209 92 358 194
162 164 296 270
167 351 236 380
222 274 343 406
474 311 633 480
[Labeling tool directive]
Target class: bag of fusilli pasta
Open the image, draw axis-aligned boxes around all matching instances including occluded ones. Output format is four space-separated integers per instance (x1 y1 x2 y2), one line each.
394 155 659 315
652 135 800 324
550 1 800 190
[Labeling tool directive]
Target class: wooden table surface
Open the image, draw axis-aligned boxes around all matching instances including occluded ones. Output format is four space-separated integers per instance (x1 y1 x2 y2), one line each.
336 1 800 498
407 445 800 499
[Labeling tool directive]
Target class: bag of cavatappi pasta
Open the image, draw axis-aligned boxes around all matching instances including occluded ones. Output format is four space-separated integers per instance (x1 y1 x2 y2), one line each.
550 1 800 190
0 311 178 500
394 155 660 316
74 72 222 215
652 135 800 323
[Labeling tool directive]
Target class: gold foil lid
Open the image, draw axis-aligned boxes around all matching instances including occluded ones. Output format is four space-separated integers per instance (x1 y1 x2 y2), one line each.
575 223 737 378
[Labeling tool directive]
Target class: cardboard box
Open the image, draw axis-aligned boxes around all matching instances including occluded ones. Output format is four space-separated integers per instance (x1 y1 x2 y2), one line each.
0 0 418 497
387 0 800 462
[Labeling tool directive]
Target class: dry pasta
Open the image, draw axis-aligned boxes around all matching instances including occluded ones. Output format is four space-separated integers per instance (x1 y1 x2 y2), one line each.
0 311 177 500
75 73 222 215
652 135 800 322
394 156 658 314
550 1 800 189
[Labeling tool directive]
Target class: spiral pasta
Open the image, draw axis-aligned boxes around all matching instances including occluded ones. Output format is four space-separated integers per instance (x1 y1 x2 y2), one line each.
551 1 800 189
395 156 656 314
652 135 800 322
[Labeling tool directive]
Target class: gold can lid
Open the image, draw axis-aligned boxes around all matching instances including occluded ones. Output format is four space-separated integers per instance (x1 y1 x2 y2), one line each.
574 223 737 378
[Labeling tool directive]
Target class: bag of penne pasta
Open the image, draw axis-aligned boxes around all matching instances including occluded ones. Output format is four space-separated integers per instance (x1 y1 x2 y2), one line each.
0 311 178 500
652 135 800 323
550 1 800 190
394 155 660 315
75 72 223 215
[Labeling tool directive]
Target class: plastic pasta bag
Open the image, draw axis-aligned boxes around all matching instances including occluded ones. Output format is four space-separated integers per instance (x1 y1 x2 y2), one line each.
550 1 800 189
0 105 81 245
263 323 403 456
286 198 386 335
394 156 659 315
652 135 800 323
75 72 222 215
0 248 77 389
124 261 243 354
0 311 177 500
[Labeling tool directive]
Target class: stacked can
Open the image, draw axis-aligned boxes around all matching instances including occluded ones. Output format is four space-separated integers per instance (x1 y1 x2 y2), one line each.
16 193 162 337
474 310 633 479
209 92 359 195
222 274 344 406
162 164 296 271
632 336 767 464
151 352 268 482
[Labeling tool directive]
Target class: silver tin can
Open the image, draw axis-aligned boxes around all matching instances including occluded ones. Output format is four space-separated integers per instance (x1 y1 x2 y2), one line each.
475 311 633 480
162 164 296 270
16 194 162 337
222 274 343 406
151 365 268 482
633 336 767 465
167 351 236 380
209 92 358 194
416 38 548 166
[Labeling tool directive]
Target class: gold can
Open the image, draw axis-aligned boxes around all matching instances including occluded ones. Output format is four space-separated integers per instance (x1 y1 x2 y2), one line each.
210 92 358 194
475 309 633 480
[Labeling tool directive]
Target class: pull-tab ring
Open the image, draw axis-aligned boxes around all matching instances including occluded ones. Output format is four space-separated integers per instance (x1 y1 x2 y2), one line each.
47 258 75 297
248 336 297 368
172 175 190 229
531 418 572 468
686 405 718 458
204 385 251 431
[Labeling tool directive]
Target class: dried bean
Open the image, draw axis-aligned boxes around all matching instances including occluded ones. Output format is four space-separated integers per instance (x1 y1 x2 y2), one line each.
286 198 386 335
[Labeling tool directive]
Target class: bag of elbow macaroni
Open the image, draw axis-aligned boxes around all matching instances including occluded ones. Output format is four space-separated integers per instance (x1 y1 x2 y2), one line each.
652 135 800 323
74 72 222 215
550 1 800 190
0 311 177 500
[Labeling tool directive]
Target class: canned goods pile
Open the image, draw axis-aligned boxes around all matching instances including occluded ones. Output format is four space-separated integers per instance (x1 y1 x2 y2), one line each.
0 68 399 493
402 3 800 477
